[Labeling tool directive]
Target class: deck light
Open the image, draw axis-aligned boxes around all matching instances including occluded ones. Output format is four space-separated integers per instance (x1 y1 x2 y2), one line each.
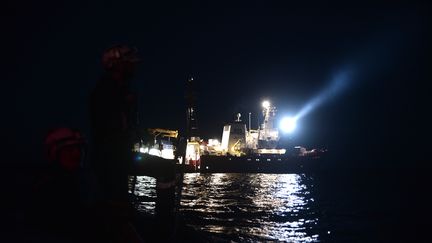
262 100 270 109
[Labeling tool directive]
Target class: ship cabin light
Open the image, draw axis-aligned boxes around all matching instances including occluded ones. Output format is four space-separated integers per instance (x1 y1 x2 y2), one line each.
149 148 161 157
161 148 175 160
186 142 200 161
208 139 220 147
139 147 149 154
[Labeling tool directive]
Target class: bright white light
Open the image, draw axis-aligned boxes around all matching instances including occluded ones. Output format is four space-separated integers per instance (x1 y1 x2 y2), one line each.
208 139 220 146
262 100 270 109
280 117 297 133
149 148 161 157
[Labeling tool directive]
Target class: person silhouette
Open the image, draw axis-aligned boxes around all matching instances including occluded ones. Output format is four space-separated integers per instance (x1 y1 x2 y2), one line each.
29 127 98 241
89 45 143 242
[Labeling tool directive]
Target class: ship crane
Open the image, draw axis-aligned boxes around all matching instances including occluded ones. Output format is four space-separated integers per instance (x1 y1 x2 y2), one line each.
148 128 179 141
231 139 245 156
140 128 178 160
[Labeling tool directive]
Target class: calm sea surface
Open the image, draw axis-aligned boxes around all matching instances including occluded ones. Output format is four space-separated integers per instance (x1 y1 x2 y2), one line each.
135 174 318 241
7 166 428 242
133 171 427 242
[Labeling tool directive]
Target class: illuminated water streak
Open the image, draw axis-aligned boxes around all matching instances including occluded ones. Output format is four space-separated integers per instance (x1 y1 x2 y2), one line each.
133 173 319 241
131 176 157 214
180 173 319 242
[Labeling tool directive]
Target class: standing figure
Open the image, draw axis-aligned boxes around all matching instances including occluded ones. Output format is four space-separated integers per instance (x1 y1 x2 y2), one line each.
90 45 142 242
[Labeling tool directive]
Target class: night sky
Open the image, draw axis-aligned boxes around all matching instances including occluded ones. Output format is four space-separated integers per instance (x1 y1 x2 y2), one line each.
3 1 430 168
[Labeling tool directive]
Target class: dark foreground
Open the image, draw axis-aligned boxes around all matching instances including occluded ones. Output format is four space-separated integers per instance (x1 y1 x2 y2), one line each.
3 164 208 242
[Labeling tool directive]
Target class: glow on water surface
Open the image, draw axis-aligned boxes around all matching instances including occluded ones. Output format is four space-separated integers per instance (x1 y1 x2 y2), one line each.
134 173 320 242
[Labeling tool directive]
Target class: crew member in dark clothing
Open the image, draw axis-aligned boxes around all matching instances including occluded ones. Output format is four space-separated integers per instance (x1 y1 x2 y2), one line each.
89 45 143 242
90 45 140 203
29 127 98 241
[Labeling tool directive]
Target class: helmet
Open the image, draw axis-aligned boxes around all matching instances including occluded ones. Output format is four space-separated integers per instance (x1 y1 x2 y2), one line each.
102 45 141 70
44 127 86 163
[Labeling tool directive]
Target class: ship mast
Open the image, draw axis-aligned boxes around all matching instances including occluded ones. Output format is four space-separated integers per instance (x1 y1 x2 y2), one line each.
185 77 198 139
258 100 279 149
184 77 201 168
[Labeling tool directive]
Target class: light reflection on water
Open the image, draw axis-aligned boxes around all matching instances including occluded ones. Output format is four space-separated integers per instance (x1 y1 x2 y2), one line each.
134 173 319 242
132 176 156 214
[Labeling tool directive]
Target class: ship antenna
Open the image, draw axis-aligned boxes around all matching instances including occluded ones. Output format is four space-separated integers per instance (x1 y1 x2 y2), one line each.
248 112 251 131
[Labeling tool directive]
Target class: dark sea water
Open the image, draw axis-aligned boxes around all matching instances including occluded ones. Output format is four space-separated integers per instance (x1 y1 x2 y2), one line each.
133 170 429 242
6 166 429 242
181 173 319 242
135 174 319 241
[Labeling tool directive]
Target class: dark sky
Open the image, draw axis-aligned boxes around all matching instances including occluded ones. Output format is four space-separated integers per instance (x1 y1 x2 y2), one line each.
3 1 430 167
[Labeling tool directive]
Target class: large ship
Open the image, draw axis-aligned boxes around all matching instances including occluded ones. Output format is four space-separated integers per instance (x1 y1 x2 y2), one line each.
185 100 326 173
134 100 325 173
134 78 325 173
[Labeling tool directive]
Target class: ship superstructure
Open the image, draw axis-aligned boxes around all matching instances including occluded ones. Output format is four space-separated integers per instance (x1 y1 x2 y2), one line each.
221 114 247 156
199 100 325 172
257 101 279 149
209 101 287 157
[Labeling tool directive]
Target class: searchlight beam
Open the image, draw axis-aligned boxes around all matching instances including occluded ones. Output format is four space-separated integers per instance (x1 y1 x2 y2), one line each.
294 69 353 121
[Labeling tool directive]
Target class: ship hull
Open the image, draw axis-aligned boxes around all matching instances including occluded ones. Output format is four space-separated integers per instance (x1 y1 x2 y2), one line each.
199 154 322 173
